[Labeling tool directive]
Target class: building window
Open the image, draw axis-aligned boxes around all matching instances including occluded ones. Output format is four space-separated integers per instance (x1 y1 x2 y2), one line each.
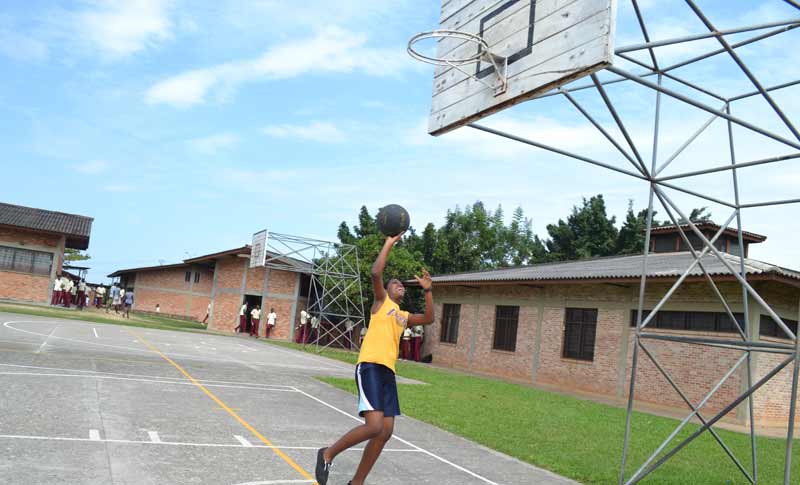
440 304 460 344
630 310 743 333
194 272 200 283
759 315 799 339
0 245 53 276
185 271 191 282
563 308 598 361
653 236 676 253
493 305 519 352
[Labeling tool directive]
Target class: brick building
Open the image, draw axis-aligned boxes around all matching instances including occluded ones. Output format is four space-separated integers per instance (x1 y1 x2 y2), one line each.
419 224 800 428
109 246 311 339
0 202 93 304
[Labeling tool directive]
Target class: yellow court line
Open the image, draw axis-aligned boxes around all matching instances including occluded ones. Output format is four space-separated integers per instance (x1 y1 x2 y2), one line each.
126 329 317 484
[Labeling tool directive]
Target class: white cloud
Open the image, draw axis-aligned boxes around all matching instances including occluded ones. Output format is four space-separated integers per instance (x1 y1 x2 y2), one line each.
188 132 239 154
262 121 346 143
74 0 175 58
145 26 411 107
74 160 109 174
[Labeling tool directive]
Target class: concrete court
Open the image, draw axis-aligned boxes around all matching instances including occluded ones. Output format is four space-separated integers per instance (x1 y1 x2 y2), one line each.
0 312 577 485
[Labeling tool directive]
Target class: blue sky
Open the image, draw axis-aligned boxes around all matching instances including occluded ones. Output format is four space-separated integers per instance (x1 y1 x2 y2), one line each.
2 0 799 283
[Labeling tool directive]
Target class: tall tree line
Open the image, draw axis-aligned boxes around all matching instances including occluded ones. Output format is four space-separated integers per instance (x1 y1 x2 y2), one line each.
332 196 711 310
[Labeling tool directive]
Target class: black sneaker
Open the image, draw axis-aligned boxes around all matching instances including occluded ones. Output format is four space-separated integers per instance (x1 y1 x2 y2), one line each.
315 447 332 485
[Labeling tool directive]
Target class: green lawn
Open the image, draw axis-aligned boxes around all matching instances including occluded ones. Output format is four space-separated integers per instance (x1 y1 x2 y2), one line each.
0 303 206 332
267 341 798 484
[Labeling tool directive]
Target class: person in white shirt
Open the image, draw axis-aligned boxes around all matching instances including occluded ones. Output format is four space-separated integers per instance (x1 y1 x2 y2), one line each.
52 276 63 305
238 303 248 333
401 327 412 360
310 315 320 344
77 280 87 311
359 324 367 347
155 304 160 313
296 309 309 344
250 305 261 338
202 302 212 325
65 278 76 308
59 275 69 307
411 325 424 362
96 286 106 308
265 308 277 338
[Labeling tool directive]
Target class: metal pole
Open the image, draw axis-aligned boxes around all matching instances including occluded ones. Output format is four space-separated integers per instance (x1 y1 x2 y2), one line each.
630 0 659 70
467 123 649 181
615 18 800 54
785 297 800 484
655 152 800 182
655 109 723 176
606 66 800 151
685 0 800 141
730 79 800 102
726 103 758 481
739 198 800 209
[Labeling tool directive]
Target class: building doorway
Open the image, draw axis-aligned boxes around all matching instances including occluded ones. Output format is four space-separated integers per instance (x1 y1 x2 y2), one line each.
242 294 262 334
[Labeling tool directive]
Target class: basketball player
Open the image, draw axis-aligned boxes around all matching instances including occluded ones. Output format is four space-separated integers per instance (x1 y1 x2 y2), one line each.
316 233 434 485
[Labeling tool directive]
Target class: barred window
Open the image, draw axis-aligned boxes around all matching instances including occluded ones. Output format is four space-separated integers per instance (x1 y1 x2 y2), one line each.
194 272 200 283
759 315 799 339
563 308 597 361
630 310 743 333
0 246 53 276
493 305 519 352
185 271 191 282
440 304 460 344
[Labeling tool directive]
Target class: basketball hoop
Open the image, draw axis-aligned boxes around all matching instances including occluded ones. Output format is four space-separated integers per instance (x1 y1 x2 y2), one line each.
407 30 508 96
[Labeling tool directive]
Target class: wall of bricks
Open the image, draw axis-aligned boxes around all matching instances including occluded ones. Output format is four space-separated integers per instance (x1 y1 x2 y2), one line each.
211 293 243 333
0 227 64 303
426 279 800 427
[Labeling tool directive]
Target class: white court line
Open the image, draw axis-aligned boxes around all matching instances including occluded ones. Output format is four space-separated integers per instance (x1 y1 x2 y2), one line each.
234 435 253 447
148 431 161 443
0 372 298 392
0 433 422 452
292 387 501 485
2 321 347 373
89 429 101 441
92 328 99 339
0 362 296 389
36 326 57 354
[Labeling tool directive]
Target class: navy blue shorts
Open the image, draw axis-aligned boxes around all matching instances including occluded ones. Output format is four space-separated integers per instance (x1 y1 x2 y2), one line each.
355 362 400 417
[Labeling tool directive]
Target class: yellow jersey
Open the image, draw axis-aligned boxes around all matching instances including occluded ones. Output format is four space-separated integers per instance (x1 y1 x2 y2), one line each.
357 297 409 373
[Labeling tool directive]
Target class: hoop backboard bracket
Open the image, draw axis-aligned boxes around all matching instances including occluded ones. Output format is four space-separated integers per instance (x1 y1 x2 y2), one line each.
410 0 618 136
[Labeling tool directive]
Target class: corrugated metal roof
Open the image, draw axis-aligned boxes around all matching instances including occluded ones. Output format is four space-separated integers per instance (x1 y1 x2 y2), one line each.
427 252 800 284
0 202 93 238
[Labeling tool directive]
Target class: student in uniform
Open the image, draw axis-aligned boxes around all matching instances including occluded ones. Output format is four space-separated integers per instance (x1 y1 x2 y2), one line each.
265 308 277 338
310 314 320 343
250 305 261 338
77 280 87 310
65 278 76 308
315 233 434 485
109 283 121 314
297 308 309 343
124 291 134 318
59 275 69 307
95 286 105 308
202 302 212 325
400 327 412 360
238 303 248 333
411 325 424 362
52 275 63 305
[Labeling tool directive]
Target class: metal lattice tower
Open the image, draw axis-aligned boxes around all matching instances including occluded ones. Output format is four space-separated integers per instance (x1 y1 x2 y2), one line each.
261 232 366 353
427 1 800 483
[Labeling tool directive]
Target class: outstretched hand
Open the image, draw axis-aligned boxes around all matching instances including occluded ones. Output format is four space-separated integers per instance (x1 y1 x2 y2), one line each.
414 268 433 291
386 231 405 245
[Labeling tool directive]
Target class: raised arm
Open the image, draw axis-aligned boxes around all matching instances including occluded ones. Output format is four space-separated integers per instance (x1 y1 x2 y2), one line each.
371 233 403 309
408 269 434 325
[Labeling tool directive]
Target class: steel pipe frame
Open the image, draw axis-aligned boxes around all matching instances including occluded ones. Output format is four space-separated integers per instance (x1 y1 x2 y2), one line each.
456 3 800 482
258 232 366 354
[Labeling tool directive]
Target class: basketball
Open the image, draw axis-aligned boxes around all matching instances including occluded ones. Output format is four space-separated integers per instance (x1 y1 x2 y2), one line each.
377 204 410 237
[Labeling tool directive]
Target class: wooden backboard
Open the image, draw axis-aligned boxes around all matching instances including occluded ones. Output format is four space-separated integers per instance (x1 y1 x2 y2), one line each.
429 0 617 135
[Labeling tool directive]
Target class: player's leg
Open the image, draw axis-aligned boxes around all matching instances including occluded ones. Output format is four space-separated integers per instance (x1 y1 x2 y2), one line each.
350 416 394 485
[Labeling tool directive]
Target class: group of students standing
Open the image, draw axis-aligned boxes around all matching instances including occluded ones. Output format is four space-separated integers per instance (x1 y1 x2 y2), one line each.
50 276 133 318
400 324 424 362
237 303 277 338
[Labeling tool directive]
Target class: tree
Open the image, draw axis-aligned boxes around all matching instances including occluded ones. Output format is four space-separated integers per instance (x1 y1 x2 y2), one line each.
546 195 618 260
615 201 663 255
64 248 90 262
